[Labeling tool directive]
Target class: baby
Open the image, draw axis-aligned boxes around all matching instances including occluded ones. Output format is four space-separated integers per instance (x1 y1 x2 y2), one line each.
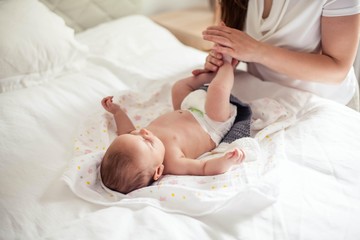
100 57 246 194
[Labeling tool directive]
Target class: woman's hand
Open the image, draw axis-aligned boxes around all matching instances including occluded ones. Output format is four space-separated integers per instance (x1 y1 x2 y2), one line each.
101 96 122 115
192 48 224 76
202 23 263 64
192 22 243 76
192 47 239 76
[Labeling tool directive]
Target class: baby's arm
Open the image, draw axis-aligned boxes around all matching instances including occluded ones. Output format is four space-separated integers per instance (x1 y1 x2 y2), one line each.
165 149 244 176
171 72 216 110
101 96 136 135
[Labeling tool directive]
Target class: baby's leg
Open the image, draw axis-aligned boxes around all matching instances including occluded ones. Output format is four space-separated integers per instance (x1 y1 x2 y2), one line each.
205 61 234 122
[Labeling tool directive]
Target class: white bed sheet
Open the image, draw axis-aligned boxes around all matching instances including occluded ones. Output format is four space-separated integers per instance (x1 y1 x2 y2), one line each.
1 15 360 240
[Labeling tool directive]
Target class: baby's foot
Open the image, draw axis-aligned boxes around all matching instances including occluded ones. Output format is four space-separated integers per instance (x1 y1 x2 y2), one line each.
222 53 238 70
222 53 232 64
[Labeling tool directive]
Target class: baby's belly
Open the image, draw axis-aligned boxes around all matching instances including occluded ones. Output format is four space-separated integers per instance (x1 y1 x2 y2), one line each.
156 110 215 158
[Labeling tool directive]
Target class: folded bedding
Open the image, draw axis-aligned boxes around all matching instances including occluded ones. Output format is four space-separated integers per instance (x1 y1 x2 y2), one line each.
63 81 282 216
0 0 88 92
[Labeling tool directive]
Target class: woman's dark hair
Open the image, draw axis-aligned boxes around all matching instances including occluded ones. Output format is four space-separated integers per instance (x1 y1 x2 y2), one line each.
220 0 249 30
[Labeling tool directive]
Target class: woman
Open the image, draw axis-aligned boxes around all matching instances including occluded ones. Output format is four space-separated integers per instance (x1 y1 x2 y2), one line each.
195 0 360 110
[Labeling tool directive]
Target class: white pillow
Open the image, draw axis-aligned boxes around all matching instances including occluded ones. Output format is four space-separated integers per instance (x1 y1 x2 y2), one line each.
0 0 88 93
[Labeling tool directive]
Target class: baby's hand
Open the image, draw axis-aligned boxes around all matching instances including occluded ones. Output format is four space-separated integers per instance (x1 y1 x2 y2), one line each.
225 148 244 164
101 96 121 114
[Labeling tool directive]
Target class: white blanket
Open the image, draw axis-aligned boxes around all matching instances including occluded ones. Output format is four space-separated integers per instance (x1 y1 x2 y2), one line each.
63 80 288 216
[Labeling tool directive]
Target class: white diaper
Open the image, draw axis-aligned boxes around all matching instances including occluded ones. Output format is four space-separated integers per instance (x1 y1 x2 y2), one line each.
181 89 237 145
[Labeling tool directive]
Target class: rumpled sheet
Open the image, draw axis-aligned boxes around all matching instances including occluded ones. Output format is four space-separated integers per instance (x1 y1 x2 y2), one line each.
63 79 306 216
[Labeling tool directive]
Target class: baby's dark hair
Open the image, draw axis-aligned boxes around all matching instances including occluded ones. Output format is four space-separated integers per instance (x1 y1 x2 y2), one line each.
100 149 155 194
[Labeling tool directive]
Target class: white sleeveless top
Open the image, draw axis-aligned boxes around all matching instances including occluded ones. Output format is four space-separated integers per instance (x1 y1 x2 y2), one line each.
245 0 360 104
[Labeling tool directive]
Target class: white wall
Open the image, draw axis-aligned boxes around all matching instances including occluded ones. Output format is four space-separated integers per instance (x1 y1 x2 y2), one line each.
139 0 209 15
41 0 210 32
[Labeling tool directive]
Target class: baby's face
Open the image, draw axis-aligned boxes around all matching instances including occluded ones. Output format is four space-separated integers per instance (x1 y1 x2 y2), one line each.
109 128 165 171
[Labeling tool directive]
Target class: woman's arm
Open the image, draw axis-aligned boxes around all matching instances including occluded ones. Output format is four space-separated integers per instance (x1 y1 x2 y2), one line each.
203 14 360 84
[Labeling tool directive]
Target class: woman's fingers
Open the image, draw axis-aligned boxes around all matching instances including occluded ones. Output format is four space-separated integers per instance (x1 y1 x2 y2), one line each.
203 26 232 42
192 49 224 75
212 44 232 55
209 49 223 59
203 34 231 48
192 69 209 76
204 24 232 34
207 53 223 67
203 24 234 49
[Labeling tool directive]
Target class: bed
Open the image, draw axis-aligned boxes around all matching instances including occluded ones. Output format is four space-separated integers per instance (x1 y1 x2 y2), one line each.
1 0 360 239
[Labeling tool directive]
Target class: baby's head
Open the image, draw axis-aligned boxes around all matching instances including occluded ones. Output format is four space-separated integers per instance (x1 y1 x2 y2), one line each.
100 128 165 194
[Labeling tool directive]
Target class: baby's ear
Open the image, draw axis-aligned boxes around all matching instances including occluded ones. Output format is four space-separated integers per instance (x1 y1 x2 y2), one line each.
153 164 164 181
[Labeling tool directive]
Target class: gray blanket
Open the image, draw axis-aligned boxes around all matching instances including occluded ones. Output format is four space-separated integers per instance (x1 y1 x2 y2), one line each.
199 86 252 143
